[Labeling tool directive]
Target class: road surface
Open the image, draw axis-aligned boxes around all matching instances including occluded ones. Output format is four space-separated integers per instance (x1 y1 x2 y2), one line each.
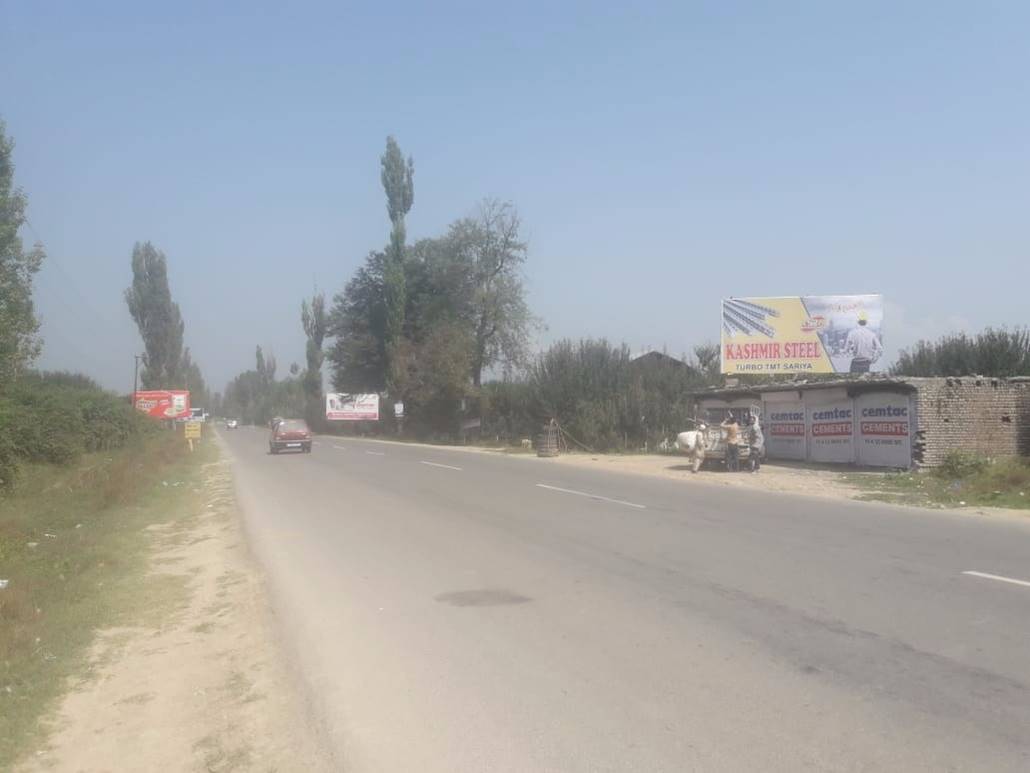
219 427 1030 771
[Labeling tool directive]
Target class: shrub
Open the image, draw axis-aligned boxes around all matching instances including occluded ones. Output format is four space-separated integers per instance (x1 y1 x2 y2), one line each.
935 450 990 479
0 388 86 464
480 339 709 451
0 374 148 490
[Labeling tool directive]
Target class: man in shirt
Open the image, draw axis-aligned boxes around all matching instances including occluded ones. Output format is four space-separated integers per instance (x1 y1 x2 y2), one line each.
746 415 765 472
845 313 883 374
721 413 741 472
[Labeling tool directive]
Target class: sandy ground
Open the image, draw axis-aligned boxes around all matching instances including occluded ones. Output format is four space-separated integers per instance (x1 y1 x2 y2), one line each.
17 455 332 773
549 452 860 498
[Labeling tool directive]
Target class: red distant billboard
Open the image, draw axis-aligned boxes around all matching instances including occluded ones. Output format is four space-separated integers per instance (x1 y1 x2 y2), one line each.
134 390 191 420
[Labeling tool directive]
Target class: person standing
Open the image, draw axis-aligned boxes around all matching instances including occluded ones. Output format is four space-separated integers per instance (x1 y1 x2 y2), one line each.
746 415 765 472
845 312 883 374
721 413 741 472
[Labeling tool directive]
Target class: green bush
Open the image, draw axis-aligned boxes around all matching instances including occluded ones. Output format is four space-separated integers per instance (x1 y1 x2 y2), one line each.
0 373 148 489
480 339 709 451
0 431 16 489
0 388 86 464
935 450 990 479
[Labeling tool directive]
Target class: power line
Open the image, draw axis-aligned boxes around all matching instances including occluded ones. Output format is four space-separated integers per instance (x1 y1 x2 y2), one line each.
23 217 112 328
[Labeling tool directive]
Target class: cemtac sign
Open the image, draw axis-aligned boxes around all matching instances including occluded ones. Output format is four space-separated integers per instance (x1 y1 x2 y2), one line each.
808 400 854 463
856 394 912 466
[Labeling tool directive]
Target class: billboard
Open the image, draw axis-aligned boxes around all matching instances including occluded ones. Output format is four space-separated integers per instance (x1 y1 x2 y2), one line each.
326 393 380 421
133 390 191 420
721 295 883 375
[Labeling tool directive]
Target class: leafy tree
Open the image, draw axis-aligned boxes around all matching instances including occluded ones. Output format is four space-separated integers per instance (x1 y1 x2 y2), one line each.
692 343 722 385
380 136 414 395
327 251 389 392
403 321 474 435
892 327 1030 377
466 201 533 385
125 241 185 388
221 347 304 426
397 201 534 392
301 292 327 427
0 120 45 387
255 345 276 386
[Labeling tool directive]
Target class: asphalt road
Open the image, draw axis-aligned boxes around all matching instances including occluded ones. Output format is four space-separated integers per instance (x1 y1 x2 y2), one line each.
219 426 1030 772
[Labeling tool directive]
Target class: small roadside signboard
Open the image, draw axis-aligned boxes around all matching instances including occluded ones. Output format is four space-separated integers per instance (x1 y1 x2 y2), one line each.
184 420 201 451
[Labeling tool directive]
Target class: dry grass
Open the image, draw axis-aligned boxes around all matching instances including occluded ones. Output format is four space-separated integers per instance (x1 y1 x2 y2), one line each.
849 456 1030 510
0 431 213 768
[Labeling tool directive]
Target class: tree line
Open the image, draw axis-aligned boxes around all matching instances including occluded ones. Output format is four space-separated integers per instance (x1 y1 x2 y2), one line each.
892 328 1030 378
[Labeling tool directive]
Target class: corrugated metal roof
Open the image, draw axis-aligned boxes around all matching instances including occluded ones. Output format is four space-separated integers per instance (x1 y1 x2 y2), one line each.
691 375 917 398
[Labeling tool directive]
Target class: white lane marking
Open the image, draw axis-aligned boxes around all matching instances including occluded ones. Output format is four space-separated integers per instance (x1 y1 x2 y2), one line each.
365 451 386 456
962 571 1030 588
333 445 348 450
420 461 462 471
535 483 646 510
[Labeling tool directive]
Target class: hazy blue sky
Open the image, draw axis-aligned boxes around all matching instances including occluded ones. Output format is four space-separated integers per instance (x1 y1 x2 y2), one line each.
3 1 1027 392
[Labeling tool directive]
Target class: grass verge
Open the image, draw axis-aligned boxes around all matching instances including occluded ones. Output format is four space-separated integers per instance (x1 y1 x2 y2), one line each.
847 455 1030 510
0 430 215 768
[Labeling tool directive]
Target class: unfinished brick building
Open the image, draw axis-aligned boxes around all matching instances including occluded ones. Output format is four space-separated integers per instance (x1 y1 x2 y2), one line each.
692 376 1030 469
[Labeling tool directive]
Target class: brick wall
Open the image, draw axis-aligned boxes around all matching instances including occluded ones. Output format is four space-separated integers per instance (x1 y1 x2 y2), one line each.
913 377 1030 467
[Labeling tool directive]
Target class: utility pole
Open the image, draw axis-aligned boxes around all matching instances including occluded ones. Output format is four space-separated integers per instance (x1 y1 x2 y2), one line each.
132 354 142 404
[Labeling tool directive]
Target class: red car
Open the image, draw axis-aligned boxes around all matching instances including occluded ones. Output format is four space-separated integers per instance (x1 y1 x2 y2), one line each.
269 419 312 454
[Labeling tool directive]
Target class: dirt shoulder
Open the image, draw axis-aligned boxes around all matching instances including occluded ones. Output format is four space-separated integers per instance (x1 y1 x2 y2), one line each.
16 449 330 772
548 452 1030 518
550 452 860 499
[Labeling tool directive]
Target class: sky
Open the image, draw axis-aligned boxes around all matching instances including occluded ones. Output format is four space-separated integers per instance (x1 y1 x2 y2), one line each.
3 1 1028 393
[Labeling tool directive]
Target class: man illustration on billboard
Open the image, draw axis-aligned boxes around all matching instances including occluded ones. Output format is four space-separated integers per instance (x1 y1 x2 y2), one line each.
845 312 883 373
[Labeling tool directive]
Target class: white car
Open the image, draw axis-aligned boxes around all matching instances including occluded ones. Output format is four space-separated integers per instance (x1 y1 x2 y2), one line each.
226 419 239 429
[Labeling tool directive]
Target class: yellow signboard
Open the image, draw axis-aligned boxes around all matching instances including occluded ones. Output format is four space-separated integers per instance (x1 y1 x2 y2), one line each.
184 421 202 439
721 295 883 375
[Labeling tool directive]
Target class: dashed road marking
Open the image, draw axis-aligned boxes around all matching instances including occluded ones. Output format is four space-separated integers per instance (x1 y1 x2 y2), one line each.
333 445 348 450
365 451 386 456
420 461 462 471
962 571 1030 588
535 483 646 510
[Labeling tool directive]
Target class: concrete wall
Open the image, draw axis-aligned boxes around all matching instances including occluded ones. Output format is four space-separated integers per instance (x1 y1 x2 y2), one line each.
911 377 1030 467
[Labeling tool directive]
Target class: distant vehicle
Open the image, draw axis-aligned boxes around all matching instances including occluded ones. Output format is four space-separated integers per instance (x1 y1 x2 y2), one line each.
190 408 208 423
226 418 239 429
269 419 312 454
